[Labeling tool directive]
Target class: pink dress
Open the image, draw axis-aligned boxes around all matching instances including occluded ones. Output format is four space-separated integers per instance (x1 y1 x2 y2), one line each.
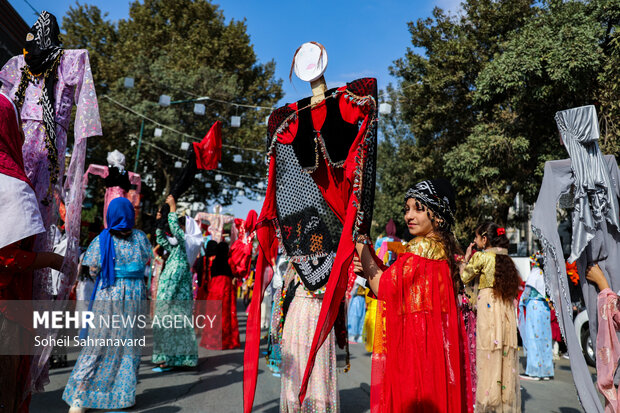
83 164 141 227
0 49 101 392
596 288 620 411
194 212 237 242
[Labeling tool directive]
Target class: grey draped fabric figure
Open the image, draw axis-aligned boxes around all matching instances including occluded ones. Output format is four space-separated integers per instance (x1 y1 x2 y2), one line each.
532 104 620 413
555 105 620 263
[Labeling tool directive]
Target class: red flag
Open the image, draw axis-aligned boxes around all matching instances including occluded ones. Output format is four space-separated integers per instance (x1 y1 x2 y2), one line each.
193 121 222 170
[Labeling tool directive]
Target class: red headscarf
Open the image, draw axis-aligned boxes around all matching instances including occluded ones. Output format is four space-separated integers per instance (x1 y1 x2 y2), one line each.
0 93 31 187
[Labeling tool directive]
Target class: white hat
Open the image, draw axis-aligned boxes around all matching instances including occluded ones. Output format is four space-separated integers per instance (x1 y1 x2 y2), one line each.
107 150 126 171
292 42 328 83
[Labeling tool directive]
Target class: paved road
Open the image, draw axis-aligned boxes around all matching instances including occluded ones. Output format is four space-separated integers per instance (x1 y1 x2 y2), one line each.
31 301 596 412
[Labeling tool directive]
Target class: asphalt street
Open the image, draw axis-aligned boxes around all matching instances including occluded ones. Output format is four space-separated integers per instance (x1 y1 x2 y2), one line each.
30 301 597 412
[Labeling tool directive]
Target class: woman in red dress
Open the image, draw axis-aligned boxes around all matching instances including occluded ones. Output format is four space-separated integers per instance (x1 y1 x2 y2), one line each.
354 179 472 413
194 240 217 302
200 241 241 350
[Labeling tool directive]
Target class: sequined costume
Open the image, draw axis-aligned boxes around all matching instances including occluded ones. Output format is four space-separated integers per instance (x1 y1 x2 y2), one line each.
372 236 472 413
1 27 101 393
518 270 553 379
280 269 339 412
153 212 198 367
462 250 520 412
62 226 152 409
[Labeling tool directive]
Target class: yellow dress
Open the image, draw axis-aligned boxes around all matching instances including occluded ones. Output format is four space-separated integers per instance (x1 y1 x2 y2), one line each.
363 289 377 352
461 249 520 413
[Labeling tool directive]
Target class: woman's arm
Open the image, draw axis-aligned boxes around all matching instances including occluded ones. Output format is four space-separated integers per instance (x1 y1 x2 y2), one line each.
460 252 482 284
586 264 610 291
156 229 172 251
27 252 64 272
165 195 185 242
355 243 384 296
167 212 185 242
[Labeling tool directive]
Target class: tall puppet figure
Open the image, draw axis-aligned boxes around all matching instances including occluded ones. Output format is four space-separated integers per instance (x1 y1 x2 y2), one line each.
83 150 142 228
244 42 378 412
0 11 101 392
531 105 620 412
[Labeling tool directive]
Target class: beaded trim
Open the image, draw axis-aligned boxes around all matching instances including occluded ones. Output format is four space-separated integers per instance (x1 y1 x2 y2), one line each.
14 50 64 206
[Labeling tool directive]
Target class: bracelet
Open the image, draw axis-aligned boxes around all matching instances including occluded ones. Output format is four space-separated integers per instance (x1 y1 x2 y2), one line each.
355 234 372 245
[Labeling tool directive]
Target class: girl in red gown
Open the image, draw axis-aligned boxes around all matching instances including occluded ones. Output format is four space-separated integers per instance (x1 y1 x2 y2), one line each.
200 242 241 350
354 179 473 413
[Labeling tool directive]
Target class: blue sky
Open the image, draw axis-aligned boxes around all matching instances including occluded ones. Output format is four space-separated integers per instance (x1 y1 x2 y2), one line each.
8 0 461 217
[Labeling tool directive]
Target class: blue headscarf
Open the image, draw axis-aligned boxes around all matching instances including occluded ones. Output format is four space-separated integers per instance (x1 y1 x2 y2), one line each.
80 197 135 340
98 197 135 289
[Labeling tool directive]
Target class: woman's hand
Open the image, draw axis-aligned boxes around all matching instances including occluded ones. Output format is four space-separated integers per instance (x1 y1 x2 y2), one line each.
165 195 177 212
586 264 610 291
464 242 475 263
353 254 365 277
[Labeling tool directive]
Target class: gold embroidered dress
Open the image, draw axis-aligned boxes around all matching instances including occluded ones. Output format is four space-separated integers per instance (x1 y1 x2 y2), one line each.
462 250 520 412
371 236 472 413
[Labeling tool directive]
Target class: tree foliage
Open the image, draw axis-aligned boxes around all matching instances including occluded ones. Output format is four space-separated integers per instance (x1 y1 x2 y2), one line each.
61 0 282 216
376 0 620 239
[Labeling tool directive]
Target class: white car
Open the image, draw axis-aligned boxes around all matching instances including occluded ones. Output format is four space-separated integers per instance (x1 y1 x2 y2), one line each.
574 306 596 367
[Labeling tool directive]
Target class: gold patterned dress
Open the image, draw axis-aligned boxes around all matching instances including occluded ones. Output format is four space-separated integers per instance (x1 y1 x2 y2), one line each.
461 249 520 412
371 236 472 413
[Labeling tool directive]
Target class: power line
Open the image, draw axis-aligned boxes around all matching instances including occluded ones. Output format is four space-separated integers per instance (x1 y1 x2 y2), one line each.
21 0 39 16
139 140 265 181
133 75 277 110
102 94 265 153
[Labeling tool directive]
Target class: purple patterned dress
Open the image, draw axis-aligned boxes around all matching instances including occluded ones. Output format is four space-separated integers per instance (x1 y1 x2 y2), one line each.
0 49 101 392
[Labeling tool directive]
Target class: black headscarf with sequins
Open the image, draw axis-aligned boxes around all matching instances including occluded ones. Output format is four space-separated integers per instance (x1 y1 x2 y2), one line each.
405 179 456 230
24 11 62 75
14 11 64 205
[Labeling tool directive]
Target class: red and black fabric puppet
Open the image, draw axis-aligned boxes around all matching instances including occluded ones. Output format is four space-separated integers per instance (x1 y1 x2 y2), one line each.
158 121 222 228
243 78 378 411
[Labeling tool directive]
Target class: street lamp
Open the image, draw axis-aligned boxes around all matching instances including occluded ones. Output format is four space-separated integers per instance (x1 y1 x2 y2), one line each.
158 95 210 115
379 103 392 115
194 103 206 115
159 95 171 107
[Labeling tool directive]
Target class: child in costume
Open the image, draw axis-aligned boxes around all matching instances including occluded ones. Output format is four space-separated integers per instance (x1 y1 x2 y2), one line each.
354 179 472 413
461 222 521 412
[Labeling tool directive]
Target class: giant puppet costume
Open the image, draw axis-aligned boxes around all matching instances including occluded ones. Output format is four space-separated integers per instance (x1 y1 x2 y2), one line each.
244 42 378 411
531 105 620 412
0 11 101 392
83 150 141 228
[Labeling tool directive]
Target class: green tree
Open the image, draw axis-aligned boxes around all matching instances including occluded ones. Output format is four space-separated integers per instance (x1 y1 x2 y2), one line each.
61 0 282 217
378 0 620 239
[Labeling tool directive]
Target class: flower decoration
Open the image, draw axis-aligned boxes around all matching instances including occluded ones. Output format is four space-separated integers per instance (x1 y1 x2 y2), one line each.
497 227 506 236
530 251 543 268
566 261 579 286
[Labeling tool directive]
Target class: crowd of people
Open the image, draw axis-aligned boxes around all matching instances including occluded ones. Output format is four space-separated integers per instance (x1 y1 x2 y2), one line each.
2 10 620 413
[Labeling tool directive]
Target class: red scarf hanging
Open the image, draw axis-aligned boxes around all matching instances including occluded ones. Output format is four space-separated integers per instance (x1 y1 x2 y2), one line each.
193 120 222 170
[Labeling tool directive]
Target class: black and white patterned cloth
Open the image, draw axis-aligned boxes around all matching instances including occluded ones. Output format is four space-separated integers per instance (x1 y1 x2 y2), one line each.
405 179 456 230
